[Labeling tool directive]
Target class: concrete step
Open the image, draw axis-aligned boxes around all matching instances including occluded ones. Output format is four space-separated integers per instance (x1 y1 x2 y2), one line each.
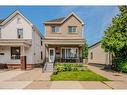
44 62 54 72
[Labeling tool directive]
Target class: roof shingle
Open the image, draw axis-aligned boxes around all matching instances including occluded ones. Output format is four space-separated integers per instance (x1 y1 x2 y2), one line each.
45 17 65 23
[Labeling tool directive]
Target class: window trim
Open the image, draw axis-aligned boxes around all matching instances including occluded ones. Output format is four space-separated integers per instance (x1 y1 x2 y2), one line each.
11 47 20 60
61 47 79 59
91 52 93 60
51 26 60 33
68 26 77 33
17 28 23 39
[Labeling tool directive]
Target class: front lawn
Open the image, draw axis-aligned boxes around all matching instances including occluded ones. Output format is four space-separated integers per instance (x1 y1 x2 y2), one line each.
51 63 110 81
51 70 109 81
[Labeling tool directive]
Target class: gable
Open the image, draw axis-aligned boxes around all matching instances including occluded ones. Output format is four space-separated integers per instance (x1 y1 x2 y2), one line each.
62 15 83 26
1 10 33 26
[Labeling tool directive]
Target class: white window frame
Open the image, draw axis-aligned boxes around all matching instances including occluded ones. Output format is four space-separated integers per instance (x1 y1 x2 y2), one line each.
17 28 23 39
68 26 77 33
61 47 79 59
51 26 60 32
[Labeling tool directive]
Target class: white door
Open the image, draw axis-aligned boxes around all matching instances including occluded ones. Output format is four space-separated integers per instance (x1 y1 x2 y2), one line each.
49 48 55 63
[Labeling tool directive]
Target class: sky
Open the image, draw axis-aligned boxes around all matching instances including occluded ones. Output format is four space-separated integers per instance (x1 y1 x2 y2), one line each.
0 6 119 46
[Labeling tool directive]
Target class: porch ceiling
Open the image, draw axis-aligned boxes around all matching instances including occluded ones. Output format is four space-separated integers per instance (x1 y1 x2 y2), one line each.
43 39 85 45
0 39 32 47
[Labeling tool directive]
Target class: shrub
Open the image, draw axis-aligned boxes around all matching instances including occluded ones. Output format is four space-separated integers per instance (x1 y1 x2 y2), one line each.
56 65 65 72
55 63 83 72
122 64 127 73
112 58 127 72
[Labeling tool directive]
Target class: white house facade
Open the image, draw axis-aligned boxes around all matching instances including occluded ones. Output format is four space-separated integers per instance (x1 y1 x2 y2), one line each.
88 41 112 66
0 10 43 69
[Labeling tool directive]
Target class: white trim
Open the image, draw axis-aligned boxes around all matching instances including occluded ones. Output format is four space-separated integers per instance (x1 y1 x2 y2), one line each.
44 12 84 25
62 12 84 25
1 10 33 26
61 47 79 59
49 48 55 63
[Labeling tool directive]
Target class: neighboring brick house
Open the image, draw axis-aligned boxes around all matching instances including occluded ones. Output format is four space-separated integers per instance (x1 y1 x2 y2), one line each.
43 12 85 63
0 10 44 69
88 41 112 65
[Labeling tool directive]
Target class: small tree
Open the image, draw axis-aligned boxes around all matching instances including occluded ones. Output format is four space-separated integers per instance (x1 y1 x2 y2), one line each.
82 43 88 59
101 6 127 58
101 6 127 71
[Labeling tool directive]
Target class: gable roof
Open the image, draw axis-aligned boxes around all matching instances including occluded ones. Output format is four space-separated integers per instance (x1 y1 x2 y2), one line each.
45 17 65 23
44 12 84 25
0 10 43 38
89 41 101 49
0 10 33 26
0 19 4 24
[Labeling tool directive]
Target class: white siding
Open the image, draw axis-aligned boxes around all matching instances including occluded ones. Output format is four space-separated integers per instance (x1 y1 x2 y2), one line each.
88 43 107 64
1 14 32 39
0 46 20 64
32 31 43 64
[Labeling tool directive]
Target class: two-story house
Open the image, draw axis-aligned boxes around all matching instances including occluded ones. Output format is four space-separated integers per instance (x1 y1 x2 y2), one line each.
0 10 43 69
43 12 85 63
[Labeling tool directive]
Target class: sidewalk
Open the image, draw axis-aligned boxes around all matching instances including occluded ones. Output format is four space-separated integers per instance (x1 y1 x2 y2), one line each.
86 64 127 89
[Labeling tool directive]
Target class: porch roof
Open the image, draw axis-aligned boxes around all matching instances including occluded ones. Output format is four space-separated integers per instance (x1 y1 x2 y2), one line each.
43 38 85 45
0 39 32 47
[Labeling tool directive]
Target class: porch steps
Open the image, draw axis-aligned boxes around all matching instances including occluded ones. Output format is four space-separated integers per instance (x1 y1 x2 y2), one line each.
44 62 54 72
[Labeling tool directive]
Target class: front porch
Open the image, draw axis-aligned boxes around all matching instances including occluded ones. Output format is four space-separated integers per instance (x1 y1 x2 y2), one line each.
44 38 85 63
0 39 32 69
46 45 83 63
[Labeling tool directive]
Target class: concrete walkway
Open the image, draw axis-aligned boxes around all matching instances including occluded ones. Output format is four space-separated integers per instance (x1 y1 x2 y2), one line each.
0 66 127 89
86 64 127 89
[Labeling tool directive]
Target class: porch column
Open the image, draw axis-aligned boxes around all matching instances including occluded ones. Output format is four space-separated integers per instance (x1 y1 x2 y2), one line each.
20 46 26 70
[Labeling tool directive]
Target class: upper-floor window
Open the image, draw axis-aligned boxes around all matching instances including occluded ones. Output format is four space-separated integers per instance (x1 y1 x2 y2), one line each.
17 29 23 39
68 26 77 33
0 28 1 38
41 37 43 46
51 26 60 32
17 17 21 24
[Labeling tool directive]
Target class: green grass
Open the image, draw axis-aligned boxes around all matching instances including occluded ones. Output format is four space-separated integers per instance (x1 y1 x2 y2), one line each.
51 70 110 81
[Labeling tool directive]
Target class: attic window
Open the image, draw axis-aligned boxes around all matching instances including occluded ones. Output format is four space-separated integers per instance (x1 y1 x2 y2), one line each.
17 29 23 38
17 17 21 24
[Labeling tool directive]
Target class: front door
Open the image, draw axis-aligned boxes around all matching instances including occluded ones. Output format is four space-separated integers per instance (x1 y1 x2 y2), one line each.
49 48 55 63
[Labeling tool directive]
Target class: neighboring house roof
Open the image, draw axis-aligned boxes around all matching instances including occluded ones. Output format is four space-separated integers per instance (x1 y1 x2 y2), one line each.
0 10 43 38
0 10 33 26
44 12 84 25
89 41 101 49
45 17 65 23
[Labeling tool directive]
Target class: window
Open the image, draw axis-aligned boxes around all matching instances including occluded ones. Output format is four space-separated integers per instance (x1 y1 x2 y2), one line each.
17 17 21 24
11 47 20 59
61 48 78 59
41 37 43 46
0 28 1 38
68 26 77 33
51 26 60 32
41 51 43 60
0 53 4 55
17 29 23 38
91 52 93 60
